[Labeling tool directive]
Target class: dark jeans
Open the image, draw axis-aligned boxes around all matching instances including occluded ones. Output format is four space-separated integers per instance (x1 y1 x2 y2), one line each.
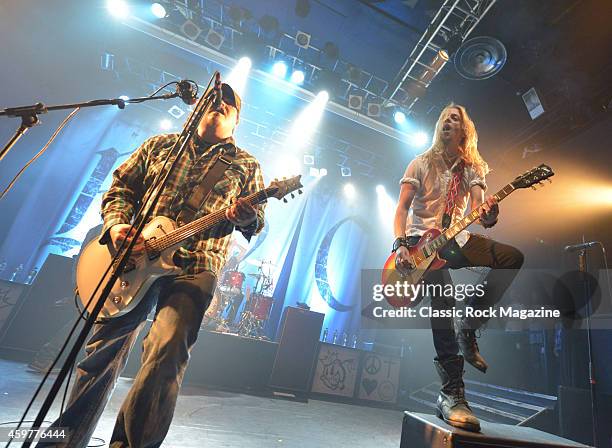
407 234 524 361
38 271 216 448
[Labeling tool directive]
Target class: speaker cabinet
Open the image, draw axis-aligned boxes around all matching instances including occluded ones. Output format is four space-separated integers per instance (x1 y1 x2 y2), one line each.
268 306 324 394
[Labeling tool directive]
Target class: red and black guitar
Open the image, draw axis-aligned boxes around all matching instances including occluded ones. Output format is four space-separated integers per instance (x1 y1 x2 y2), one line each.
381 164 554 308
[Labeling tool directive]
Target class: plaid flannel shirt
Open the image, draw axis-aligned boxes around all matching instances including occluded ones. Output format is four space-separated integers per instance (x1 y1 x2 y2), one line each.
100 133 266 276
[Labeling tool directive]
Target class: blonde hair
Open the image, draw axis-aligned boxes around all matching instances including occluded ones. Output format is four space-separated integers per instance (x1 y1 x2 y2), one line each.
422 103 489 177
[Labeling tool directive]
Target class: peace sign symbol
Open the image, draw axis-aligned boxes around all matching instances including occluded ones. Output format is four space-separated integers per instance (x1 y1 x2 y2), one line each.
364 355 381 375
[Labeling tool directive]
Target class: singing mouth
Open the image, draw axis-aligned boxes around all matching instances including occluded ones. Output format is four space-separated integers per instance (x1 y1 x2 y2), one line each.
442 123 451 131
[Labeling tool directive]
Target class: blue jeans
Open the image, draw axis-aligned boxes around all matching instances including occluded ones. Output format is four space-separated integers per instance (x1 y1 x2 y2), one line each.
38 272 216 448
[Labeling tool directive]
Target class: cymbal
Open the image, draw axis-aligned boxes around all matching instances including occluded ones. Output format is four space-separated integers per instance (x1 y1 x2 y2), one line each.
245 259 277 268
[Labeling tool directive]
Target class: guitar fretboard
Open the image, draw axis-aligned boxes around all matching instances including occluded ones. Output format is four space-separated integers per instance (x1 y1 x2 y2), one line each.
146 188 273 253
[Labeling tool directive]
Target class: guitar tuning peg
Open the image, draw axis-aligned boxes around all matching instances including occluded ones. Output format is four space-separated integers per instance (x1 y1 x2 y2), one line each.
531 186 537 190
283 198 288 203
298 189 303 194
547 179 552 183
291 193 295 199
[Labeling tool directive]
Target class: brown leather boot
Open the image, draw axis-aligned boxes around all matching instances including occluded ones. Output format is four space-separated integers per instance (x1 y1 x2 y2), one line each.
455 318 488 373
434 355 481 432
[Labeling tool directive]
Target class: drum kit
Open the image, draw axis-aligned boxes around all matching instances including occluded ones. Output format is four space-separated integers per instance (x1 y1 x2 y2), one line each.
204 258 276 339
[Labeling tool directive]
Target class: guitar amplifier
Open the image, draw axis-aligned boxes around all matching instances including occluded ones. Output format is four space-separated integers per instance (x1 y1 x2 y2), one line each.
268 306 324 395
400 412 591 448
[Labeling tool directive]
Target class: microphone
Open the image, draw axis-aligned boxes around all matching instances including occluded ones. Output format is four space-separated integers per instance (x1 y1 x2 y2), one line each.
564 241 598 252
213 72 222 109
176 80 197 105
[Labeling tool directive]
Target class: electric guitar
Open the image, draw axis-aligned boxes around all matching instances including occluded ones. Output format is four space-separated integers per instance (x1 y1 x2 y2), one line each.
76 175 303 319
381 164 554 308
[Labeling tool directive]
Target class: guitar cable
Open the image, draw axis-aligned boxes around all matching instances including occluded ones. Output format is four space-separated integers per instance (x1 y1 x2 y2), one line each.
7 76 215 447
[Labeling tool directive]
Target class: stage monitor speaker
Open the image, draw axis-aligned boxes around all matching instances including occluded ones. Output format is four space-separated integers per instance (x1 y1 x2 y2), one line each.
0 254 75 361
401 412 591 448
269 306 324 394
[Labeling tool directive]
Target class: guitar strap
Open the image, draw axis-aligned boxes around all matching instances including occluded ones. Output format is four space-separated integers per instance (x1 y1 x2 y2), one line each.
441 159 465 229
176 144 236 226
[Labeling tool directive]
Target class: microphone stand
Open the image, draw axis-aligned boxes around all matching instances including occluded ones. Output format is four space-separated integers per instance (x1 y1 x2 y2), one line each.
0 92 179 164
577 245 599 447
16 73 219 447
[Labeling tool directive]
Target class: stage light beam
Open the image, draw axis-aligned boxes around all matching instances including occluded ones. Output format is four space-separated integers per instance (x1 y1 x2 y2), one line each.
160 119 172 131
344 183 356 200
286 90 329 152
412 131 429 147
225 57 252 96
106 0 129 19
376 184 396 236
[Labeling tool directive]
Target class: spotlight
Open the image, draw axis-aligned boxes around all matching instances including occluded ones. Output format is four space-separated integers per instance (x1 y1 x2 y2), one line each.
348 95 363 110
295 31 311 49
205 28 225 50
290 70 305 85
412 132 429 147
367 103 381 117
309 167 328 178
160 119 172 131
272 61 288 78
316 91 329 104
151 2 166 18
106 0 129 19
394 110 406 124
376 185 386 194
340 167 352 177
344 183 356 199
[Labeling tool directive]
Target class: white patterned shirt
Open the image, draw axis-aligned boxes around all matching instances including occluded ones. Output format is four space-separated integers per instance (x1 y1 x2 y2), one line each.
400 152 487 247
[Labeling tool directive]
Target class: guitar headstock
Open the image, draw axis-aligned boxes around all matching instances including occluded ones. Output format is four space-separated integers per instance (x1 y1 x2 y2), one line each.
512 164 554 189
267 175 303 202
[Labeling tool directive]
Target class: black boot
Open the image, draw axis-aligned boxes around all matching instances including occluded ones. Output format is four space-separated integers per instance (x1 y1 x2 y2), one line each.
455 318 488 373
434 355 481 432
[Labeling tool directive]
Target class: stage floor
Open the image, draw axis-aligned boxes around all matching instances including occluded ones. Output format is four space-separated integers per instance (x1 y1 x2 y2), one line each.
0 359 403 447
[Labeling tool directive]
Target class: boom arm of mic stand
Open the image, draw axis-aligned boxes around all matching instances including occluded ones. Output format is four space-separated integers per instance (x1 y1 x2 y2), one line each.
20 75 219 447
0 93 180 164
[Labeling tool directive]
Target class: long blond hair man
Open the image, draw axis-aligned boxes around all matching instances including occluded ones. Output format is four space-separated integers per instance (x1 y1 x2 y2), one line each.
392 104 524 431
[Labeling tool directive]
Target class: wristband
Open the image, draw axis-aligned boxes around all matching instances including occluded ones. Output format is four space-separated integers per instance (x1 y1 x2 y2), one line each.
392 236 408 253
481 217 498 229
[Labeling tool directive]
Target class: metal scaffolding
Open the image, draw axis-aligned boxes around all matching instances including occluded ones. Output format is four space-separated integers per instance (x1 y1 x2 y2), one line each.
386 0 497 112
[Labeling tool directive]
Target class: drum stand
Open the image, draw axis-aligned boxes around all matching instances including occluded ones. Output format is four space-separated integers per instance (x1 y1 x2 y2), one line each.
236 311 267 339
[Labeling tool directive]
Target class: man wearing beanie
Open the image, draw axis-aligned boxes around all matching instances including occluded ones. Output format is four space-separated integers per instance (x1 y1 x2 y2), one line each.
39 83 265 448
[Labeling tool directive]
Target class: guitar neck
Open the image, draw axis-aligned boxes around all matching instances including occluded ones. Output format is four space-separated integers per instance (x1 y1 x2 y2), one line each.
424 182 516 254
147 188 270 253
